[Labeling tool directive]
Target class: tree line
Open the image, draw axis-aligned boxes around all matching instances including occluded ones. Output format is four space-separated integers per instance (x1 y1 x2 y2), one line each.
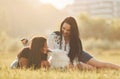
77 14 120 41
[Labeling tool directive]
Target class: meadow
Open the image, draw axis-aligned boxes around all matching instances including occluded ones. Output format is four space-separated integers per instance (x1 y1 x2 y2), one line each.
1 0 120 79
0 50 120 79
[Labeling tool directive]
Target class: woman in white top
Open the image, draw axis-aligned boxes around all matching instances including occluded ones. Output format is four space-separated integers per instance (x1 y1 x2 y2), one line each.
48 16 120 70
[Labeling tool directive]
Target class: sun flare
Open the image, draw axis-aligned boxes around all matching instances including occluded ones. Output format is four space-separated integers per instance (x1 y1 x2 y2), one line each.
39 0 74 9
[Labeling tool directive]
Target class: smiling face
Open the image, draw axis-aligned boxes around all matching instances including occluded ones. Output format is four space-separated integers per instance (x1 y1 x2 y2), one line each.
62 23 71 38
42 41 48 54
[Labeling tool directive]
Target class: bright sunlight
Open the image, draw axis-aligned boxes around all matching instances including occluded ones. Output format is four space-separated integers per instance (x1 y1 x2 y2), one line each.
39 0 74 9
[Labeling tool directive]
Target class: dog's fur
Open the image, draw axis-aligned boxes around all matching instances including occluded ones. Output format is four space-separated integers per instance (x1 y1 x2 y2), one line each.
49 49 70 68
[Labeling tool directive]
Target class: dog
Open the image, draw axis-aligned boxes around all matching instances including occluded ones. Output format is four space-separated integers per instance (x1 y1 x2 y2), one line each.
48 49 70 68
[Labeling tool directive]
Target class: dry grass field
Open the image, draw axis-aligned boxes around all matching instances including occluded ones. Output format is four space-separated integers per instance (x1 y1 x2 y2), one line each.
0 50 120 79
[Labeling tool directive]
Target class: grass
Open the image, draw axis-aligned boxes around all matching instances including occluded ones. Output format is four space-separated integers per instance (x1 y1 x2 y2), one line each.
0 50 120 79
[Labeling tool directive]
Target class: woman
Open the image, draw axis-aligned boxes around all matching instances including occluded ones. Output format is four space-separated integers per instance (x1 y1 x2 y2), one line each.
48 16 120 70
17 37 50 69
10 38 29 69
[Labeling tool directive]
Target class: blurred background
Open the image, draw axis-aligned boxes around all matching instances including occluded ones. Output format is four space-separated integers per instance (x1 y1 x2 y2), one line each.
0 0 120 53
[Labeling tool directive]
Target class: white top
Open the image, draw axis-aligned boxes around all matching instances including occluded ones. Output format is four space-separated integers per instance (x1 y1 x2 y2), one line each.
48 32 70 54
48 32 80 65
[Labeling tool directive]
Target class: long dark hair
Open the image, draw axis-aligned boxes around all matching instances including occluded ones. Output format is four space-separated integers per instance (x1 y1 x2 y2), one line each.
29 37 47 69
60 16 83 63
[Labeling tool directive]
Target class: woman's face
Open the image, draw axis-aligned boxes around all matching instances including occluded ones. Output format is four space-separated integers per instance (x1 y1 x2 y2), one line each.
42 42 48 54
62 23 71 37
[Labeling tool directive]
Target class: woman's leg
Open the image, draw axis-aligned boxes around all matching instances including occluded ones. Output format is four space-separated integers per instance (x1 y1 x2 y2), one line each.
87 58 120 69
76 62 96 70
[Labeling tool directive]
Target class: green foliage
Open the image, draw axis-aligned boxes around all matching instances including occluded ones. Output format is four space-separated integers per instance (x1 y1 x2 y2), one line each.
82 38 120 50
0 31 21 53
77 14 120 41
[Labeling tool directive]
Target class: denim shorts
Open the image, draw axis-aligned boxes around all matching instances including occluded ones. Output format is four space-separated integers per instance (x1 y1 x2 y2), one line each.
81 51 93 63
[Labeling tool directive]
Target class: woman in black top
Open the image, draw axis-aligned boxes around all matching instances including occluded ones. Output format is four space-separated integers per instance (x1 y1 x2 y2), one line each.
18 37 49 69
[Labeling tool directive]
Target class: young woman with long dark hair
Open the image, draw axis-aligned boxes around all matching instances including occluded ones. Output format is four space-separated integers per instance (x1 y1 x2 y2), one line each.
18 37 49 69
48 16 120 70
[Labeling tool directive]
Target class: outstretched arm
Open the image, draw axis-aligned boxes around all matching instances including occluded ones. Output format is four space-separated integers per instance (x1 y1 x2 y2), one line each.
19 57 28 68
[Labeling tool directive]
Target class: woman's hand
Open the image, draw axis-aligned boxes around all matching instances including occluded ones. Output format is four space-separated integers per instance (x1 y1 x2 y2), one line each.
67 62 74 69
19 57 28 68
41 60 50 69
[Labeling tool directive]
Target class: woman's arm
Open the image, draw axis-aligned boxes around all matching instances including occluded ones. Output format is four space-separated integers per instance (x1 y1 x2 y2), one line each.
17 48 30 68
47 32 58 63
40 60 50 69
48 32 56 49
19 57 28 68
48 32 61 50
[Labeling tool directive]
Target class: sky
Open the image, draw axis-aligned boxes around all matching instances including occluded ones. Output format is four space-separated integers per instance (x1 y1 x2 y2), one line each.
39 0 74 9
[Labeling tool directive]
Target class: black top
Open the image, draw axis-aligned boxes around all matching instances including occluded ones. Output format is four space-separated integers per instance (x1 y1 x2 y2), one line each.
18 48 31 59
17 47 48 68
